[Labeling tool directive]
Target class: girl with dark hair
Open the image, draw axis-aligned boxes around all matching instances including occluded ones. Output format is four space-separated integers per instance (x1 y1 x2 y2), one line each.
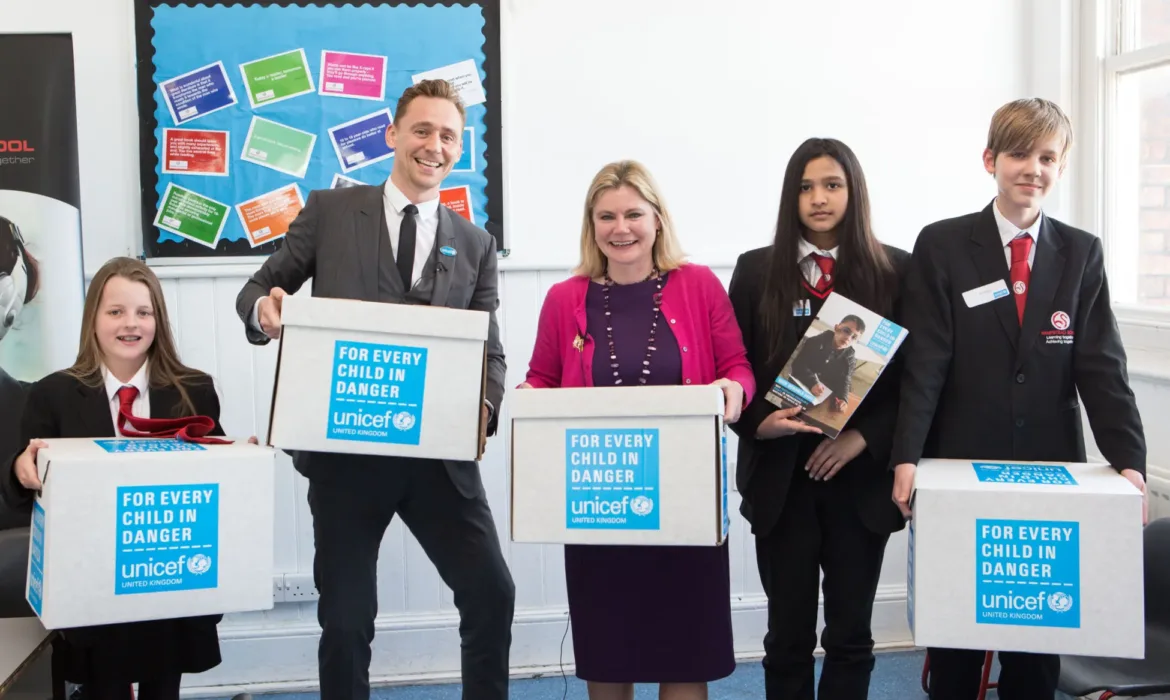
727 138 908 700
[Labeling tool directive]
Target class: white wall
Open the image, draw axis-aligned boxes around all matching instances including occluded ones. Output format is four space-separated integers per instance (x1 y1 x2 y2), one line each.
12 0 1159 695
504 0 1036 266
5 0 1042 273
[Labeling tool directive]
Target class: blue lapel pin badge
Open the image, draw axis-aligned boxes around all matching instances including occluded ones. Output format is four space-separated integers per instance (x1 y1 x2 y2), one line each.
440 246 457 257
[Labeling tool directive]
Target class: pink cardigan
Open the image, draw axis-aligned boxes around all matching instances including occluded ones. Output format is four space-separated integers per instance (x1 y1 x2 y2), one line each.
524 263 756 402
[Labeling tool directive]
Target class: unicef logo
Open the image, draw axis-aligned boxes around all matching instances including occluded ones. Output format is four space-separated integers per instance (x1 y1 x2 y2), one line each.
629 495 654 516
392 411 416 431
187 553 212 575
1047 591 1074 613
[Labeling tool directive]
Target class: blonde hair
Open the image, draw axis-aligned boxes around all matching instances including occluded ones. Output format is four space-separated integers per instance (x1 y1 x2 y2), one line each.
395 78 466 127
65 257 204 416
574 160 687 279
987 98 1074 162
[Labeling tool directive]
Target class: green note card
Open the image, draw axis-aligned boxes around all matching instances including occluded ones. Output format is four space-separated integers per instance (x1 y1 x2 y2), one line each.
153 184 230 248
240 48 315 108
241 116 317 178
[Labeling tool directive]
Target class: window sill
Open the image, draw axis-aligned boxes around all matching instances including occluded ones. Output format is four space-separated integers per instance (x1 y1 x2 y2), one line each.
1116 306 1170 384
1113 304 1170 330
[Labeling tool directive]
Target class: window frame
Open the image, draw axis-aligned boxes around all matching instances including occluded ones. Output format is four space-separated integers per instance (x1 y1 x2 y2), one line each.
1078 0 1170 323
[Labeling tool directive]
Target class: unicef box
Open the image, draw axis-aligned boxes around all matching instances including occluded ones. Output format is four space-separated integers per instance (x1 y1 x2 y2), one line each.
906 459 1144 658
268 296 489 461
510 385 729 546
25 438 275 630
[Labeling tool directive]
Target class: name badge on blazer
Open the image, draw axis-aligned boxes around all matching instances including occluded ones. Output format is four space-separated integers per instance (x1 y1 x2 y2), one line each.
962 280 1011 308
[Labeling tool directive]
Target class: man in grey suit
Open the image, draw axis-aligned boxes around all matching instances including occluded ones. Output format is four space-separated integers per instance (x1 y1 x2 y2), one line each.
235 79 514 700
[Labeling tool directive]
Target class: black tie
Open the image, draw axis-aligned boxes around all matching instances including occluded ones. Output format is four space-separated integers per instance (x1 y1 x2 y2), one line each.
397 204 418 290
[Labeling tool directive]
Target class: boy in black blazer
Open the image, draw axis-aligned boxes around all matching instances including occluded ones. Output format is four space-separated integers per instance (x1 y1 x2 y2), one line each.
890 98 1148 700
788 315 865 413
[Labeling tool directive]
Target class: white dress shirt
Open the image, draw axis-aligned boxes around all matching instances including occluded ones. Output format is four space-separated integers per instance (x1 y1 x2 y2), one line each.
797 236 839 287
103 362 150 436
993 200 1042 270
249 179 442 332
384 179 441 286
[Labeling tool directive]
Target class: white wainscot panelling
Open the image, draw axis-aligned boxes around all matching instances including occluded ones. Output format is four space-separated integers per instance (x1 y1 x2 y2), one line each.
157 264 913 695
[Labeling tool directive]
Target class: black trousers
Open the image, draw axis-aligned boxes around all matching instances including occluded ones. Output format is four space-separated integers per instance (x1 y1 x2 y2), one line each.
755 467 890 700
308 458 515 700
927 647 1059 700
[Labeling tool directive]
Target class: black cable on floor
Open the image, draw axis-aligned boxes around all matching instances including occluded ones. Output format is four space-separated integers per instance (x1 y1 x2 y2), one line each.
560 610 571 699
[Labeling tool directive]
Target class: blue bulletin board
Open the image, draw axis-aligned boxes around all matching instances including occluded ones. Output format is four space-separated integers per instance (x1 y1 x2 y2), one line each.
133 0 504 258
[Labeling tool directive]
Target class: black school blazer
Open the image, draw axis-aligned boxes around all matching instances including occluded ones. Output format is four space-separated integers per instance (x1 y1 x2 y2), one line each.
728 244 910 538
890 202 1146 473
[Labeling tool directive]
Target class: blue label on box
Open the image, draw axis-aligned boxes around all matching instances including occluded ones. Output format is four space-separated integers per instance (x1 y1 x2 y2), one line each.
975 519 1080 628
973 462 1077 485
327 340 428 445
866 319 904 356
160 61 237 125
115 484 219 595
95 439 206 453
566 428 660 530
28 502 45 616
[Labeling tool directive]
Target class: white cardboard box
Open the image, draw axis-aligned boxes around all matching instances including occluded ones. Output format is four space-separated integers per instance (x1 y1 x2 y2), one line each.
26 438 276 630
510 385 728 546
907 459 1145 658
268 296 489 461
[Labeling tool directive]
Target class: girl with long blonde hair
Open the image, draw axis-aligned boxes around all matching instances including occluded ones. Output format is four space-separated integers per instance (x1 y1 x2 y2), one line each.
4 256 228 700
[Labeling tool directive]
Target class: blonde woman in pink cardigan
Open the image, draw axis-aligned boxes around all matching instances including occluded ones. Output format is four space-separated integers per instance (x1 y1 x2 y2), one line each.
520 160 755 700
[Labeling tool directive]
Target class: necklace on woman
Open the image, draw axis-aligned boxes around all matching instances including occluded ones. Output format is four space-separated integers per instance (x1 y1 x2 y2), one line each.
601 267 664 385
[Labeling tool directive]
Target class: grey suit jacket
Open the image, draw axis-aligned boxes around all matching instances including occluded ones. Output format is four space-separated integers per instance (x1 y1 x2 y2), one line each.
235 182 506 496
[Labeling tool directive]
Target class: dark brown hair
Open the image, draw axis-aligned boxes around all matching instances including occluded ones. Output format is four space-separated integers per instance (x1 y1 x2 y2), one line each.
395 78 466 127
761 138 895 363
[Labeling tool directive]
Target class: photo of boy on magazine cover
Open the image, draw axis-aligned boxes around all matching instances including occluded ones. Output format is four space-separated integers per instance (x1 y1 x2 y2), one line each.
767 293 906 438
788 313 865 415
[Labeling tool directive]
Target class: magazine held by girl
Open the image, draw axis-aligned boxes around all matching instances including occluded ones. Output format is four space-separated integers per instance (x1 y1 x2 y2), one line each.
766 292 908 439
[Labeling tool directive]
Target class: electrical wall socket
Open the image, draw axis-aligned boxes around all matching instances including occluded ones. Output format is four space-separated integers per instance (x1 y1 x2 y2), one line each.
271 573 320 603
283 573 320 602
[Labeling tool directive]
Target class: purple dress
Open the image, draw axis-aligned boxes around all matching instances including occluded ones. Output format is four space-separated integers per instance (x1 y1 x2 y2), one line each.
564 275 735 683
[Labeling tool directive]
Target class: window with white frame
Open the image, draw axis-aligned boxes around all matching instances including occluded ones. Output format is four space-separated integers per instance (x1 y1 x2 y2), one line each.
1090 0 1170 307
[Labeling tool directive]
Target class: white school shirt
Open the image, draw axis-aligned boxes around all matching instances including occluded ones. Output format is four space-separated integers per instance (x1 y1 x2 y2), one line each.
992 200 1042 270
102 362 151 436
797 236 839 287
